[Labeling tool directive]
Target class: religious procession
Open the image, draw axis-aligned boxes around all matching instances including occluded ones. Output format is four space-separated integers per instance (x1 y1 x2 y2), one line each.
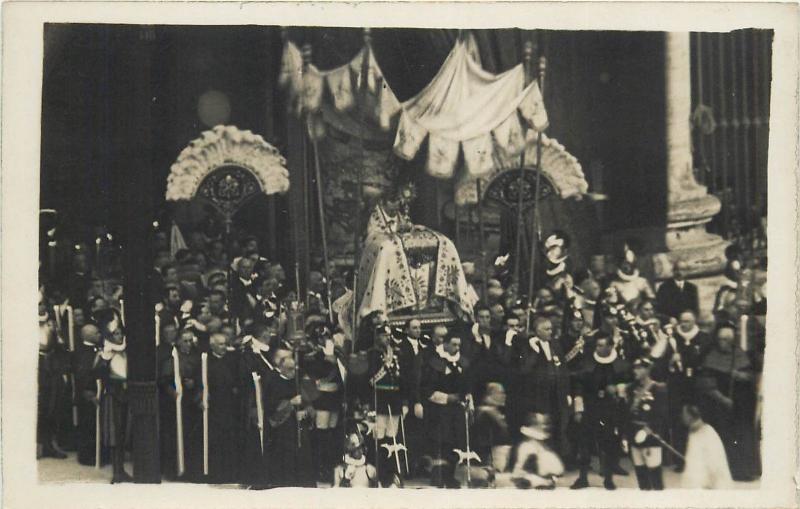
36 25 769 491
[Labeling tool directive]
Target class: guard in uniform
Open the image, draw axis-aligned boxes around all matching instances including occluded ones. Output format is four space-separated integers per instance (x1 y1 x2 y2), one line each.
305 323 344 484
419 335 472 488
94 311 132 483
367 325 406 486
570 332 630 490
625 357 668 490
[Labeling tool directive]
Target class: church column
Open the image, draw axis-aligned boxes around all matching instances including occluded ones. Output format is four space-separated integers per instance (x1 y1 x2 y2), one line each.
652 32 728 279
119 26 161 483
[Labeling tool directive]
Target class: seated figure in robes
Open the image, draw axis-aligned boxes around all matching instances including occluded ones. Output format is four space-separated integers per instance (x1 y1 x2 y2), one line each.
350 184 477 328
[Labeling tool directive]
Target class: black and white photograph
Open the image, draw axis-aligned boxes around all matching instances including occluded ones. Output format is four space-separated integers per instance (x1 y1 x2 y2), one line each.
2 2 798 508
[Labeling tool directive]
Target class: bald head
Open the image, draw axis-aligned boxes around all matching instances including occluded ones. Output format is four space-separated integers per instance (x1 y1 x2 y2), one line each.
80 324 101 344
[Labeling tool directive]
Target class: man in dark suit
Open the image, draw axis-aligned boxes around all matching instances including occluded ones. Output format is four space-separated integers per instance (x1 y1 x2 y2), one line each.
655 265 699 321
397 318 428 476
229 257 259 325
507 315 571 455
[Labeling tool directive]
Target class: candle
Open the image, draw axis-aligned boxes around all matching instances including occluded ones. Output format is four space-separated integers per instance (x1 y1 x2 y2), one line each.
120 299 126 326
95 237 102 275
155 313 161 347
52 305 62 341
48 240 57 278
66 305 75 352
740 314 749 352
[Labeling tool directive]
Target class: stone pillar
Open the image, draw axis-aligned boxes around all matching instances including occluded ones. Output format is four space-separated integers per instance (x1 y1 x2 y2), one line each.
121 26 161 483
653 32 728 279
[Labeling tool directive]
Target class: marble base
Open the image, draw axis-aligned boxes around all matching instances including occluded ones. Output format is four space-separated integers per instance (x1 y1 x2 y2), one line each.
651 194 728 279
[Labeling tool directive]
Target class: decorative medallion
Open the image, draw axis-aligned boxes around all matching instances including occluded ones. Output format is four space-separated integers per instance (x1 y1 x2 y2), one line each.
196 165 262 218
484 167 556 212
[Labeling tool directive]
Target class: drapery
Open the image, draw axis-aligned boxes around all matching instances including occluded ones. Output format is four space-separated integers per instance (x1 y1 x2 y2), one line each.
454 131 589 205
278 31 586 207
279 40 402 133
393 36 549 180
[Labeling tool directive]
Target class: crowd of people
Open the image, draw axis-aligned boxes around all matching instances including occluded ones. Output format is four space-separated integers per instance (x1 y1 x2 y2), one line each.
37 223 766 490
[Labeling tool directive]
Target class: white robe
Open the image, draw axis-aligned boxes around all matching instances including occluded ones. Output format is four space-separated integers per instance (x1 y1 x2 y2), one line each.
680 423 733 489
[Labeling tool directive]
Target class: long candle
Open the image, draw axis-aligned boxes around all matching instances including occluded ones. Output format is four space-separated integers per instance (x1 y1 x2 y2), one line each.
155 313 161 347
201 352 209 476
740 314 749 352
95 237 102 275
48 240 57 279
52 305 62 341
66 305 75 352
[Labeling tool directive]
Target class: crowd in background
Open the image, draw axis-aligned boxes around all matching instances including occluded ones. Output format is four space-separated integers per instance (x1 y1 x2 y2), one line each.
37 222 766 489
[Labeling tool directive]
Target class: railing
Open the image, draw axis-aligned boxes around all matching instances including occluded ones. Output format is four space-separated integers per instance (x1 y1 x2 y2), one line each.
690 29 771 250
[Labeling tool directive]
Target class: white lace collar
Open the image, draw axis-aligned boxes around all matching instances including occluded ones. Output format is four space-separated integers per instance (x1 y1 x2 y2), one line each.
436 344 461 363
546 261 566 276
594 349 618 364
344 454 366 467
677 325 699 342
616 268 640 282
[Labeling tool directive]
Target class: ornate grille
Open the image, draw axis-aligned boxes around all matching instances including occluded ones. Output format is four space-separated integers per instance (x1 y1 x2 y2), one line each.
690 29 772 247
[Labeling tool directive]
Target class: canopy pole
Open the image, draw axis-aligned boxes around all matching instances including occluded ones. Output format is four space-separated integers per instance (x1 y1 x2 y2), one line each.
476 179 488 300
303 42 335 324
301 43 313 308
513 41 535 295
454 182 461 252
526 54 547 322
352 27 371 346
